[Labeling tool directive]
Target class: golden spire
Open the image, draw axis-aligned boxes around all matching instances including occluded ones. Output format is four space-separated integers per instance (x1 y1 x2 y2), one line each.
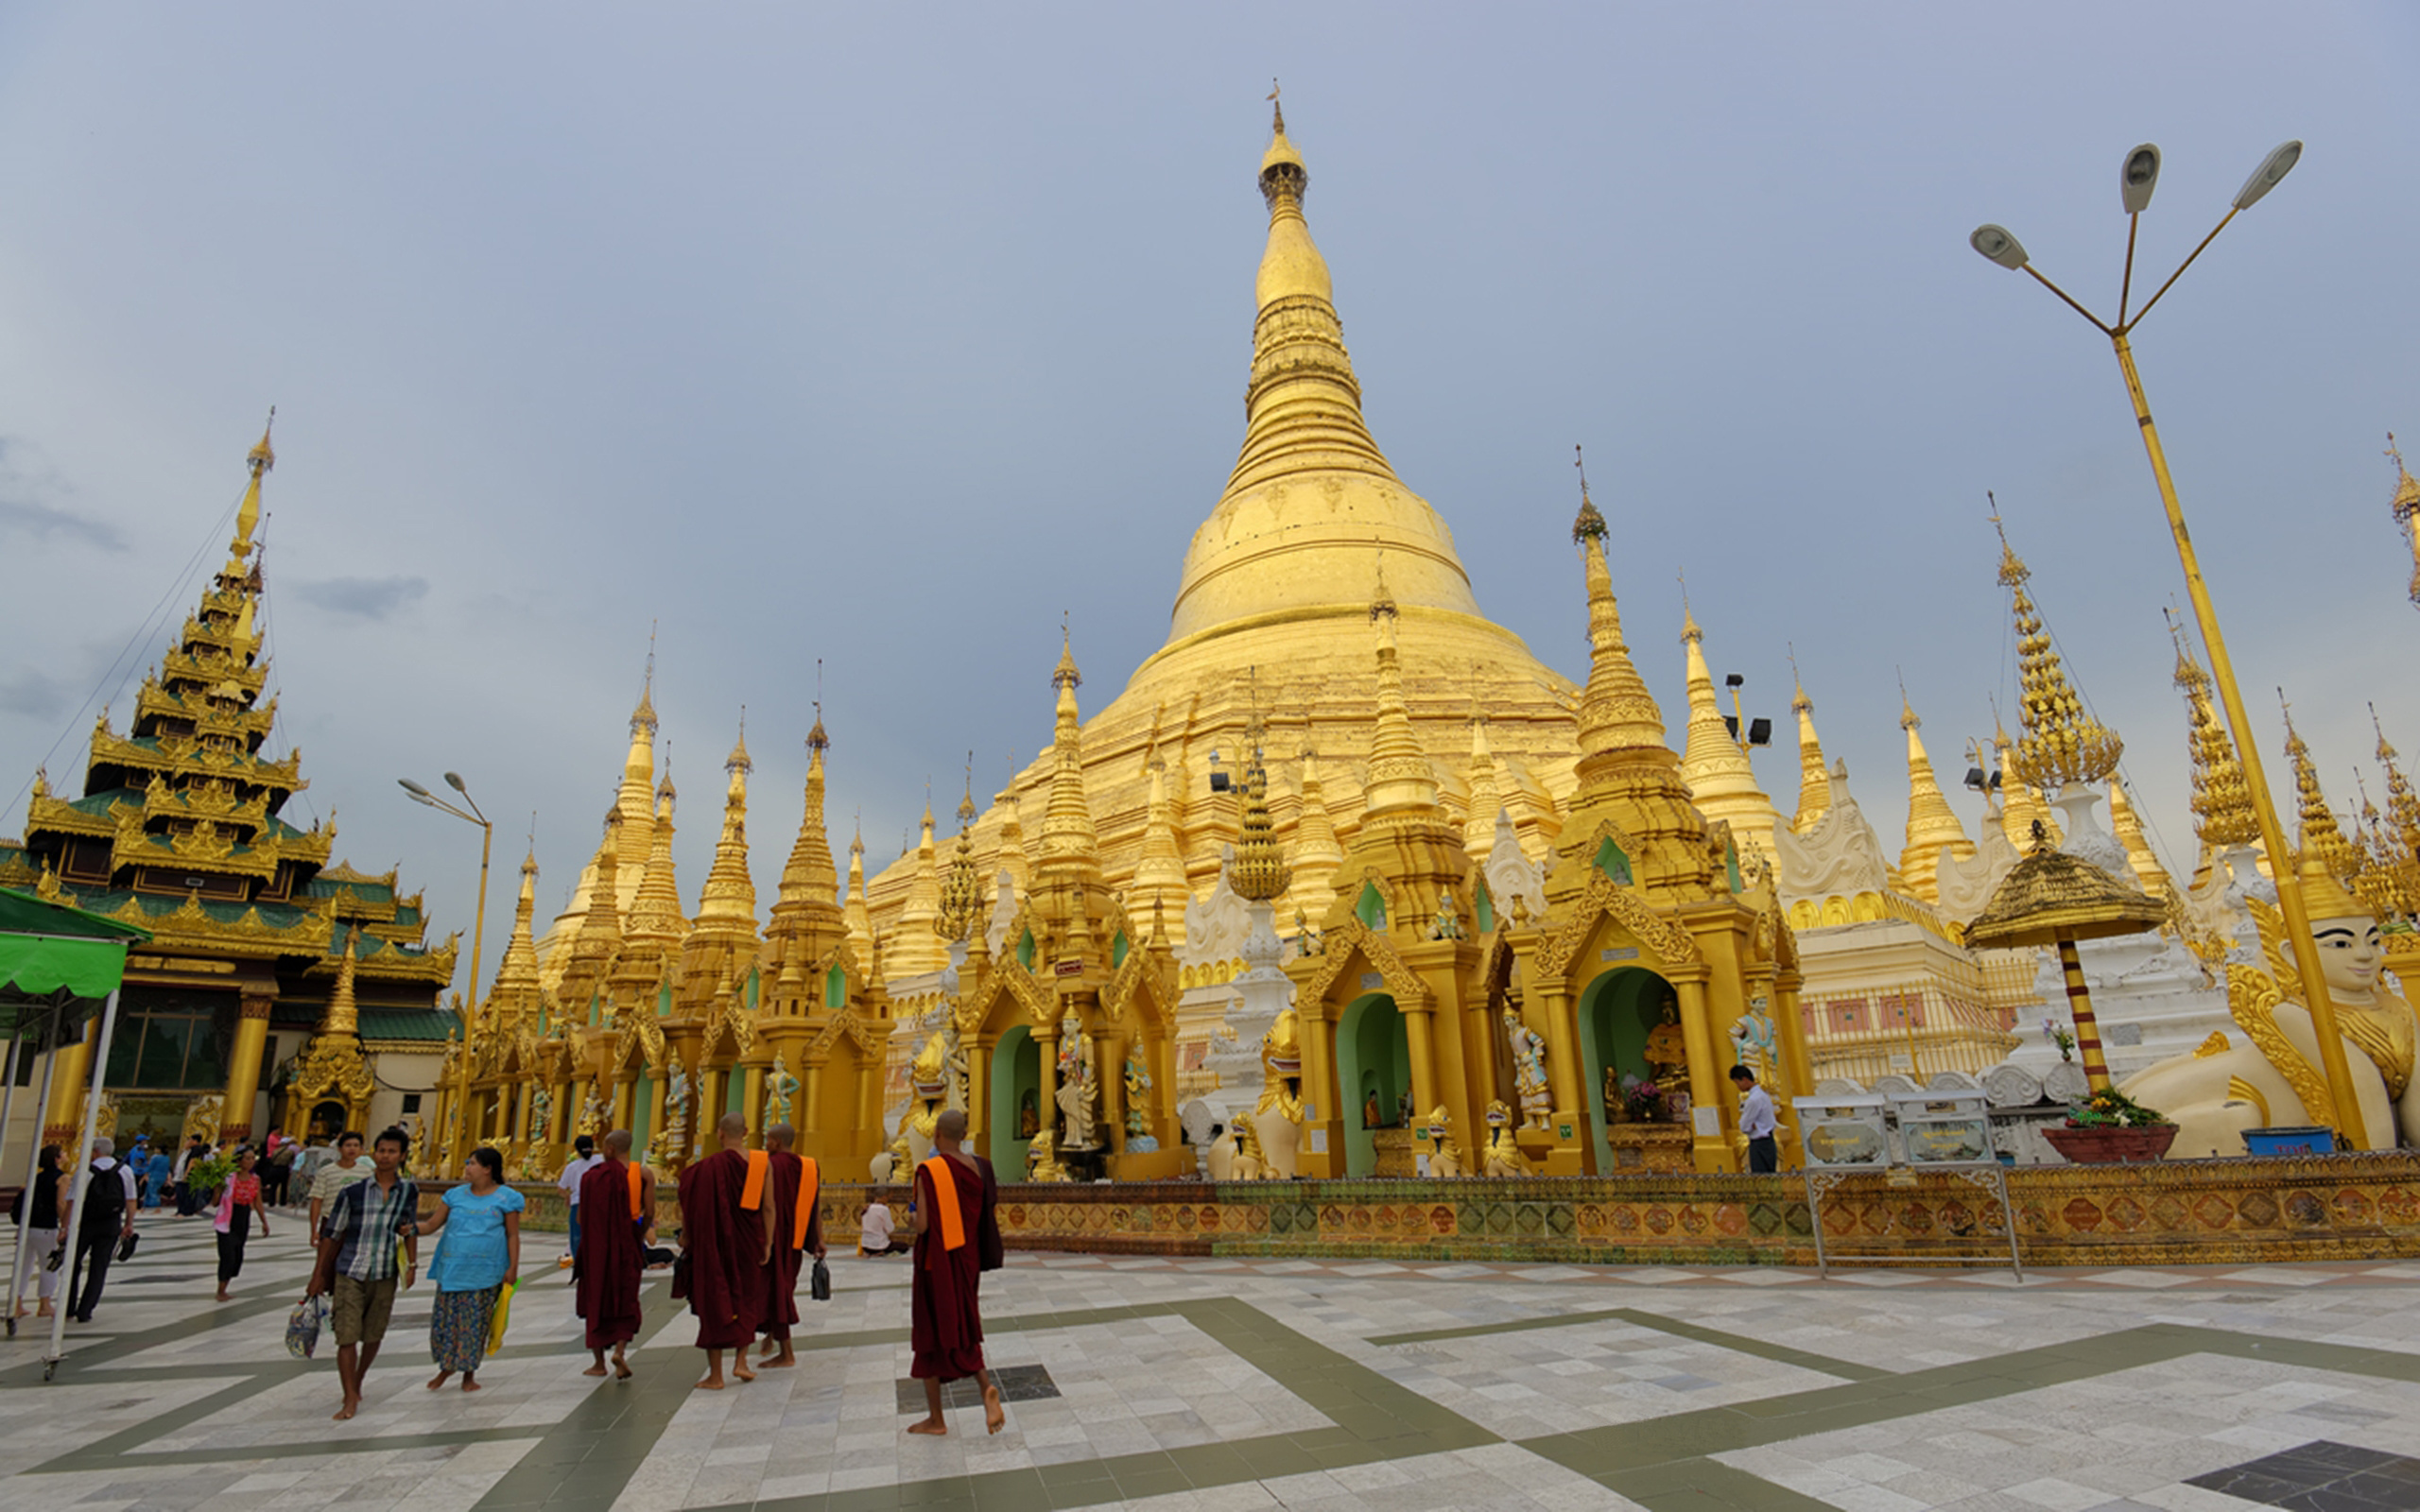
1362 562 1442 820
990 779 1030 898
2389 433 2420 608
2373 704 2420 885
1231 718 1292 903
890 790 947 977
1570 460 1668 765
1290 744 1345 921
2104 779 2172 901
1675 594 1780 861
2281 692 2363 882
1898 690 1976 904
1462 705 1503 858
1035 631 1104 883
484 847 544 1029
1992 713 2060 850
320 927 360 1038
694 713 758 936
1788 651 1831 834
233 407 273 557
1996 502 2122 790
623 774 685 962
614 654 659 878
842 820 874 963
2167 616 2257 849
1131 747 1188 940
775 711 840 913
938 760 984 946
567 807 625 985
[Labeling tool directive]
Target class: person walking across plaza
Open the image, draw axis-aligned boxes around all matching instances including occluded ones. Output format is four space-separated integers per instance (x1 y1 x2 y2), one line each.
302 1126 419 1421
675 1112 768 1390
906 1109 1005 1435
308 1130 368 1237
62 1137 138 1324
557 1134 600 1272
419 1145 523 1393
212 1144 270 1301
1732 1065 1780 1175
576 1129 648 1380
9 1145 63 1320
755 1122 822 1370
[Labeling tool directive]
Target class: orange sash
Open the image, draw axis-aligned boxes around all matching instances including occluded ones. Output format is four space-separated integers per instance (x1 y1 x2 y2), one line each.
793 1157 820 1250
627 1162 647 1221
919 1155 966 1252
741 1149 769 1211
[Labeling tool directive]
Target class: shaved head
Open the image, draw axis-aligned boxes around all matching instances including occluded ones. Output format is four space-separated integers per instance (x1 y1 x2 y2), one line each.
604 1129 631 1156
936 1108 968 1142
718 1111 749 1149
767 1122 796 1150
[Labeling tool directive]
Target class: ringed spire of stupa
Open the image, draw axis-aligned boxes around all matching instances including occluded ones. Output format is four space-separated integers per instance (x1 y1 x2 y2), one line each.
624 769 686 959
616 641 660 876
2388 434 2420 609
890 792 948 978
990 779 1030 899
2105 778 2172 902
2170 616 2257 850
1788 652 1831 835
1674 590 1781 864
1131 744 1188 946
1462 705 1503 861
1036 629 1105 885
1360 560 1443 822
2281 691 2363 883
1994 713 2061 850
842 820 874 964
1996 504 2122 793
559 806 625 1021
233 407 273 558
1289 744 1345 923
938 763 985 947
2374 704 2420 878
1570 465 1668 762
1897 689 1975 905
692 713 758 940
775 711 840 912
484 847 544 1033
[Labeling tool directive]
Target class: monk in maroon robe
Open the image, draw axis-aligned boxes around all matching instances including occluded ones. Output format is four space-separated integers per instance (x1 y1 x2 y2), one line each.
677 1112 770 1389
757 1122 824 1368
576 1129 650 1380
908 1108 1005 1435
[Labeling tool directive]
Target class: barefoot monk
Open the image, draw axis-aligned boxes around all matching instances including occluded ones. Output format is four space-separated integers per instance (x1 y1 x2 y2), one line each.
677 1112 769 1389
576 1129 649 1381
756 1122 823 1370
906 1108 1005 1435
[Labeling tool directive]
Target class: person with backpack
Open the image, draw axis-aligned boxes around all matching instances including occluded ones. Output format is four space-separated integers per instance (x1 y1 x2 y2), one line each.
9 1145 63 1320
62 1137 138 1324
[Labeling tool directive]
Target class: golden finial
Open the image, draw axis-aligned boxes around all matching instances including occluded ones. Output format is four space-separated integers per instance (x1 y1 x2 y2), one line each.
1788 643 1812 714
1898 670 1918 731
958 751 977 827
631 624 659 734
1368 552 1397 624
1053 617 1082 690
1267 77 1283 136
248 406 276 475
2279 690 2362 882
727 707 752 774
1996 498 2121 789
657 743 676 804
807 662 829 752
1678 569 1700 644
1572 444 1607 544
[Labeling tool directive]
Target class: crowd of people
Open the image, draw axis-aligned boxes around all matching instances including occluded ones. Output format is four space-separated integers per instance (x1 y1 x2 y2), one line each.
4 1113 1010 1434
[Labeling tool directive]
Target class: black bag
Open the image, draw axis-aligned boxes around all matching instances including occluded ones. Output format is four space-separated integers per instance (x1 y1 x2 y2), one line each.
115 1230 139 1263
79 1164 123 1240
975 1158 1004 1273
808 1256 831 1302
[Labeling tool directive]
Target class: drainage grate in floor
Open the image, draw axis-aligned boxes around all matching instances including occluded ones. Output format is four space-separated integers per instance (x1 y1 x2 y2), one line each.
893 1363 1058 1414
2184 1438 2420 1508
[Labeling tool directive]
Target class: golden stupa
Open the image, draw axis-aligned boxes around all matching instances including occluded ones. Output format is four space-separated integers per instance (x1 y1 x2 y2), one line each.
863 102 1582 942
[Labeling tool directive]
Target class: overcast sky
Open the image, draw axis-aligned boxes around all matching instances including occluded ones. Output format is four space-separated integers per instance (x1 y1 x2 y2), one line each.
3 5 2415 988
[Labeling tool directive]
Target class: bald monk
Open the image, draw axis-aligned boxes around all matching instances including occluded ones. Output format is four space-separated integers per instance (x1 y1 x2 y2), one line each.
755 1122 825 1369
676 1112 770 1389
906 1108 1005 1435
576 1129 650 1380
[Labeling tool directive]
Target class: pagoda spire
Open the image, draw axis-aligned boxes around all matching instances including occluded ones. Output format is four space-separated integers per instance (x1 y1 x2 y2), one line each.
1034 631 1105 884
2281 692 2363 883
1569 471 1668 764
1674 595 1781 863
775 713 840 912
1994 714 2061 850
843 823 875 963
1362 560 1442 821
615 656 659 878
1290 744 1345 923
2105 778 2172 901
692 715 758 940
1788 655 1832 834
1996 504 2122 792
990 781 1030 899
1462 709 1503 861
2373 704 2420 882
485 848 543 1031
2388 433 2420 609
1897 691 1975 904
233 408 273 558
890 794 948 978
1230 717 1292 904
2170 617 2257 850
1131 747 1189 945
561 807 625 1019
321 928 360 1038
938 765 984 947
624 770 685 957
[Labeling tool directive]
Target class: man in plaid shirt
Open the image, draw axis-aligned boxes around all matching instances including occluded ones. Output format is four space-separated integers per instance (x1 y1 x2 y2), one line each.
302 1126 420 1421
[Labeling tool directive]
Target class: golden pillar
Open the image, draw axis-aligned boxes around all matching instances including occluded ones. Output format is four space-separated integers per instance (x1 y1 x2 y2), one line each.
647 1075 668 1153
614 1075 635 1133
1093 1029 1121 1149
41 1020 95 1146
1400 1006 1441 1130
1671 972 1732 1173
1773 973 1811 1167
743 1066 766 1133
219 992 276 1143
1034 1027 1059 1146
966 1042 990 1158
510 1081 534 1150
1302 1010 1341 1177
804 1062 824 1131
1535 981 1588 1174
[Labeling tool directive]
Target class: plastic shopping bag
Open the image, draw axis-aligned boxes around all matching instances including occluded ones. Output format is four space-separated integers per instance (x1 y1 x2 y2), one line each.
487 1280 516 1354
285 1295 327 1360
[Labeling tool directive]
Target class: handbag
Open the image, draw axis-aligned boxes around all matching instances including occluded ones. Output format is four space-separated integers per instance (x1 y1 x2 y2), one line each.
115 1230 139 1263
487 1280 516 1353
285 1295 327 1359
808 1257 831 1302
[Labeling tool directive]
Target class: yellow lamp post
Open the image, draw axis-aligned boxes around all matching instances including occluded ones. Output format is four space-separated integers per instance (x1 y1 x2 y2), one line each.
400 773 493 1170
1969 140 2370 1147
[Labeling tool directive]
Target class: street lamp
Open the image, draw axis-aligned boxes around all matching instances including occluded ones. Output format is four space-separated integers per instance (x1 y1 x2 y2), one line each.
1967 139 2371 1147
400 773 495 1164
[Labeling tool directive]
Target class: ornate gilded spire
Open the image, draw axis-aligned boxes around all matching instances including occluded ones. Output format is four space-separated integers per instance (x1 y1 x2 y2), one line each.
1036 633 1104 882
775 713 840 912
1462 708 1503 859
842 820 874 963
890 795 947 977
693 714 758 936
938 762 984 946
1362 563 1442 820
1570 467 1668 765
1675 596 1781 861
990 781 1030 899
623 775 686 964
2389 434 2420 609
2169 618 2257 848
484 847 544 1029
1131 749 1188 941
1788 653 1832 834
233 407 273 557
320 927 360 1038
2105 778 2172 902
1994 713 2061 849
2281 692 2363 883
1898 691 1976 904
1996 504 2122 790
1231 721 1292 903
2374 704 2420 880
1290 744 1345 922
614 658 658 877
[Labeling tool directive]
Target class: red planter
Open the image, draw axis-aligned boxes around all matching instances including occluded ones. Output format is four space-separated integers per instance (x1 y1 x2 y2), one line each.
2042 1125 2180 1164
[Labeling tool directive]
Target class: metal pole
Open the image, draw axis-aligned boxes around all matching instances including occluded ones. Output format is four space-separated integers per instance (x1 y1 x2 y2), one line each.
48 986 124 1377
0 1031 20 1333
1994 1163 2024 1280
2110 334 2368 1145
9 1016 63 1336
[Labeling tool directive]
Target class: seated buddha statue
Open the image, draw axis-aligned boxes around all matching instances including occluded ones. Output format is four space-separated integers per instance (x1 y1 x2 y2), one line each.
2121 857 2419 1156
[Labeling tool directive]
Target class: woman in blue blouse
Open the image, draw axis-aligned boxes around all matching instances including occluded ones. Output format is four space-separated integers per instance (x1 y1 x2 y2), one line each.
416 1145 524 1391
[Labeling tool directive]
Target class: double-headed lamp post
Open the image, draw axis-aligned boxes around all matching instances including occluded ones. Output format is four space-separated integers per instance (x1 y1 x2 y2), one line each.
400 774 494 1160
1969 139 2370 1147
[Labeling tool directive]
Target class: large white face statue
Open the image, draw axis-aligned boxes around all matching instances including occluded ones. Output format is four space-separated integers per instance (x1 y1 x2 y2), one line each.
2311 915 2384 998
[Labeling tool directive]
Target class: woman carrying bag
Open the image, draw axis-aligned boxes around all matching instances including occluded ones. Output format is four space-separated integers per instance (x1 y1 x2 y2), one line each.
213 1145 270 1302
417 1145 523 1392
10 1145 63 1320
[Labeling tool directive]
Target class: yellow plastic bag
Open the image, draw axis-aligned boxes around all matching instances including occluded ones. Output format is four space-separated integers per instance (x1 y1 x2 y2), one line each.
487 1280 516 1354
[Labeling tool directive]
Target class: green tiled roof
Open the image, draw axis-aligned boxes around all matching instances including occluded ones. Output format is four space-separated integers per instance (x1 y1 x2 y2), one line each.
67 889 320 930
361 1006 461 1042
306 875 396 905
328 923 437 962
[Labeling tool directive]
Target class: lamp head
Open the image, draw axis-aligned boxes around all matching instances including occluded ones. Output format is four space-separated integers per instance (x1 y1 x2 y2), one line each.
2120 143 2161 214
1969 224 2029 270
2233 140 2303 210
443 772 468 794
398 778 432 799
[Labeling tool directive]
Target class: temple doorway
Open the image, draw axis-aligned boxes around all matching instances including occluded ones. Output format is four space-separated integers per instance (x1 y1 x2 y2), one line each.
307 1099 348 1143
1336 993 1409 1177
988 1024 1040 1175
1577 967 1680 1173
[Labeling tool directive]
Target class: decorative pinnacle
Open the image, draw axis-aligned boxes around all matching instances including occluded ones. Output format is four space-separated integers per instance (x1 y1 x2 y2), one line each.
1788 643 1812 714
1268 77 1283 136
1572 445 1608 544
1229 742 1291 903
958 751 978 827
1997 500 2121 789
1369 552 1398 624
1053 620 1082 690
2281 688 2363 882
248 407 276 475
2391 434 2419 523
726 707 752 774
1678 570 1701 644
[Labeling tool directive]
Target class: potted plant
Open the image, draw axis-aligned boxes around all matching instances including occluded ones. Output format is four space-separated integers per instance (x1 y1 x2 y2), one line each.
2041 1086 2178 1163
2041 1018 2076 1063
1620 1076 1666 1125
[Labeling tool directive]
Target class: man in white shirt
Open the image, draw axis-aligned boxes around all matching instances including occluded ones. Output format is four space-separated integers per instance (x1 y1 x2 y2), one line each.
557 1135 602 1269
1731 1065 1779 1174
62 1137 139 1323
857 1194 907 1256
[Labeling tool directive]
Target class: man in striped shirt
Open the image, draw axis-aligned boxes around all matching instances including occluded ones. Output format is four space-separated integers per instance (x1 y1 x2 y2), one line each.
302 1126 419 1421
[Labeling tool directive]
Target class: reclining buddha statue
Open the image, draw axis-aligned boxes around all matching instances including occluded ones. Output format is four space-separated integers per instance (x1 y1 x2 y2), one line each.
2121 857 2418 1156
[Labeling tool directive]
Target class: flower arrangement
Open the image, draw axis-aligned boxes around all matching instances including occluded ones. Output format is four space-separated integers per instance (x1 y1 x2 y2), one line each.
1619 1074 1667 1124
2042 1018 2076 1062
2065 1086 2171 1129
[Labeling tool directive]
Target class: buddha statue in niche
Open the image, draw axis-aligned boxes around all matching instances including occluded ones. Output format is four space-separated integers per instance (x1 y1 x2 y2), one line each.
2122 858 2420 1156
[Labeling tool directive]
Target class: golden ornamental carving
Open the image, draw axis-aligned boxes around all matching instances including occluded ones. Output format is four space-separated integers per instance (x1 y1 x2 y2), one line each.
2226 960 2334 1127
614 1011 667 1074
1996 512 2122 790
1292 918 1432 1011
1532 867 1703 983
805 1005 876 1060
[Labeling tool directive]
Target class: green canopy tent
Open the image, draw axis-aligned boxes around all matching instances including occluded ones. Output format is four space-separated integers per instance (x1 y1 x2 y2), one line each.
0 886 150 1374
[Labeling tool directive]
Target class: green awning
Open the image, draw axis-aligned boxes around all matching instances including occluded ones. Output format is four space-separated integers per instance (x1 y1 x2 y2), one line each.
0 887 152 1028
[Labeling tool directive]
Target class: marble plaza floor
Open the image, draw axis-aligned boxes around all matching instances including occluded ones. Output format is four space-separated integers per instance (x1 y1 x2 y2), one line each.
7 1219 2420 1512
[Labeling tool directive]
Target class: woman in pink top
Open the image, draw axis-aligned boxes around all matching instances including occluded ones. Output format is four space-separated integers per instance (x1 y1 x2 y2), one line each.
213 1145 271 1302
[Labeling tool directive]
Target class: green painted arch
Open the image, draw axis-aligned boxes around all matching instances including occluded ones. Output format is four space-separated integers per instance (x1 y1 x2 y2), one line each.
1334 992 1410 1177
989 1024 1040 1172
1474 880 1495 936
1016 928 1036 971
1355 882 1388 932
1575 965 1677 1174
824 963 846 1010
1594 837 1634 886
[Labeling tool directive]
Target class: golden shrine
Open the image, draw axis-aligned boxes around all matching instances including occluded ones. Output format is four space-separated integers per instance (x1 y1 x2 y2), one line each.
0 421 458 1148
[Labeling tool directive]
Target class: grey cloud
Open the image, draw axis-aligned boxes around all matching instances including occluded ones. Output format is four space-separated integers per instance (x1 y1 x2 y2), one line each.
0 497 125 552
0 668 78 720
287 576 431 620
